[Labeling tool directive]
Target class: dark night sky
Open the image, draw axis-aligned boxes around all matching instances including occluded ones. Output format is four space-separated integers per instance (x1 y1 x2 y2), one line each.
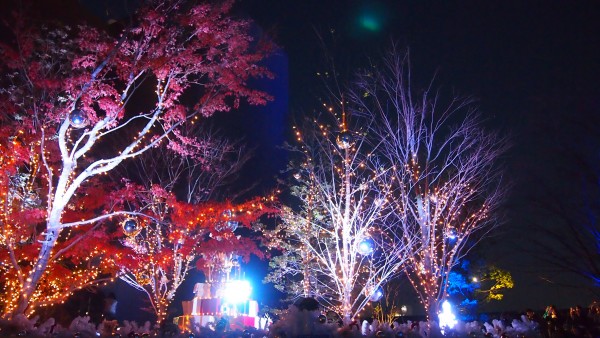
234 0 600 314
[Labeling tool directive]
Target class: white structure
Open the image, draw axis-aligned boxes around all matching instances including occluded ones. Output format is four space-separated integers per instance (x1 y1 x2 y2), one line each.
177 280 267 330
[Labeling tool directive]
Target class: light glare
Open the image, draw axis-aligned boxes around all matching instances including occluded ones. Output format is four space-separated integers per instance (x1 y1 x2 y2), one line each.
224 280 252 304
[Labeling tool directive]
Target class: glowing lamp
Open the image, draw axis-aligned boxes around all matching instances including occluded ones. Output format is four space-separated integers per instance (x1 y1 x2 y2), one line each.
69 109 86 128
336 131 354 149
358 238 375 256
369 286 383 302
224 280 252 304
438 300 457 331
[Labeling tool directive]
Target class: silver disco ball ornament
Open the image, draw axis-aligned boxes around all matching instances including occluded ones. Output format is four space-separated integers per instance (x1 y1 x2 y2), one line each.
122 218 139 236
69 109 86 128
447 227 458 240
226 220 239 231
370 285 384 302
23 192 41 208
222 209 233 218
358 238 375 256
336 131 354 149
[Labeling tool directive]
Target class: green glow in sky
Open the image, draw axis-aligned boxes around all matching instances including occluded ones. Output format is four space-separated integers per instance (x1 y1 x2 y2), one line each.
359 14 381 32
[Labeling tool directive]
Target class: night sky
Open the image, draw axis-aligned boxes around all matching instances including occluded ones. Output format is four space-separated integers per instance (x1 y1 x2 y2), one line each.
234 0 600 314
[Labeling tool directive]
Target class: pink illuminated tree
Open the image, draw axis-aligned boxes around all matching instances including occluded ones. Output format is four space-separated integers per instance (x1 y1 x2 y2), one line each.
0 0 271 318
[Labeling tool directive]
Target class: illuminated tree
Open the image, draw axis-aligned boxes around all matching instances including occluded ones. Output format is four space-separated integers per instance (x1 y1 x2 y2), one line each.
111 127 270 325
120 125 254 205
269 109 416 323
348 48 508 320
447 260 514 320
0 0 270 318
0 129 123 317
114 185 271 325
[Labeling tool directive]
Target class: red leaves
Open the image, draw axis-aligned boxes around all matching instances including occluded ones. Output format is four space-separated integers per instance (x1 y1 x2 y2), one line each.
0 0 276 317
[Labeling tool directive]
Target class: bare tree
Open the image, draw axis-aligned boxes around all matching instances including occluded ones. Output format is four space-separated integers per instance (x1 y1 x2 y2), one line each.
268 107 416 323
348 48 508 321
518 105 600 294
119 123 254 204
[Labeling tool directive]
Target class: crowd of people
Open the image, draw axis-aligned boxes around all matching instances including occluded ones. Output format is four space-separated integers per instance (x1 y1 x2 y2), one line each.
520 302 600 338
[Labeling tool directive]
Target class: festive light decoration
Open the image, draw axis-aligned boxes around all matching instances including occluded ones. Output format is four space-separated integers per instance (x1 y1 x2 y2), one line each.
336 131 354 149
358 238 375 256
438 300 457 332
0 130 121 317
266 106 416 322
69 109 86 128
349 50 507 320
0 0 272 319
446 227 457 240
115 181 273 324
226 220 239 231
369 286 384 302
122 218 139 236
223 280 252 304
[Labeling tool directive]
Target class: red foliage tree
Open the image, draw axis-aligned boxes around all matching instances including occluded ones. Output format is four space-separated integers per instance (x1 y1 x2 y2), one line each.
111 183 275 325
0 0 271 318
0 126 124 317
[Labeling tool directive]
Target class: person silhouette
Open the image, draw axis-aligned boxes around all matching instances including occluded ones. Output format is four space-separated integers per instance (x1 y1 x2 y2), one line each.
103 292 117 321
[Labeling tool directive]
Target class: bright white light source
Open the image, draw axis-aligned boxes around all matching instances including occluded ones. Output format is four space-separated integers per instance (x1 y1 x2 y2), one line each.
438 300 457 332
358 238 375 256
224 280 252 304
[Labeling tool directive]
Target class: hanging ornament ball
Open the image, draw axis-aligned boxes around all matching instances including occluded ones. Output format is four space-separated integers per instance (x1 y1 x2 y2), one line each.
23 192 41 208
222 209 233 218
376 331 386 337
69 109 86 128
122 218 138 236
226 220 239 231
358 238 375 256
318 314 327 324
396 332 405 337
370 286 384 302
447 227 458 240
336 130 354 149
137 273 151 285
188 334 195 338
243 330 251 338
